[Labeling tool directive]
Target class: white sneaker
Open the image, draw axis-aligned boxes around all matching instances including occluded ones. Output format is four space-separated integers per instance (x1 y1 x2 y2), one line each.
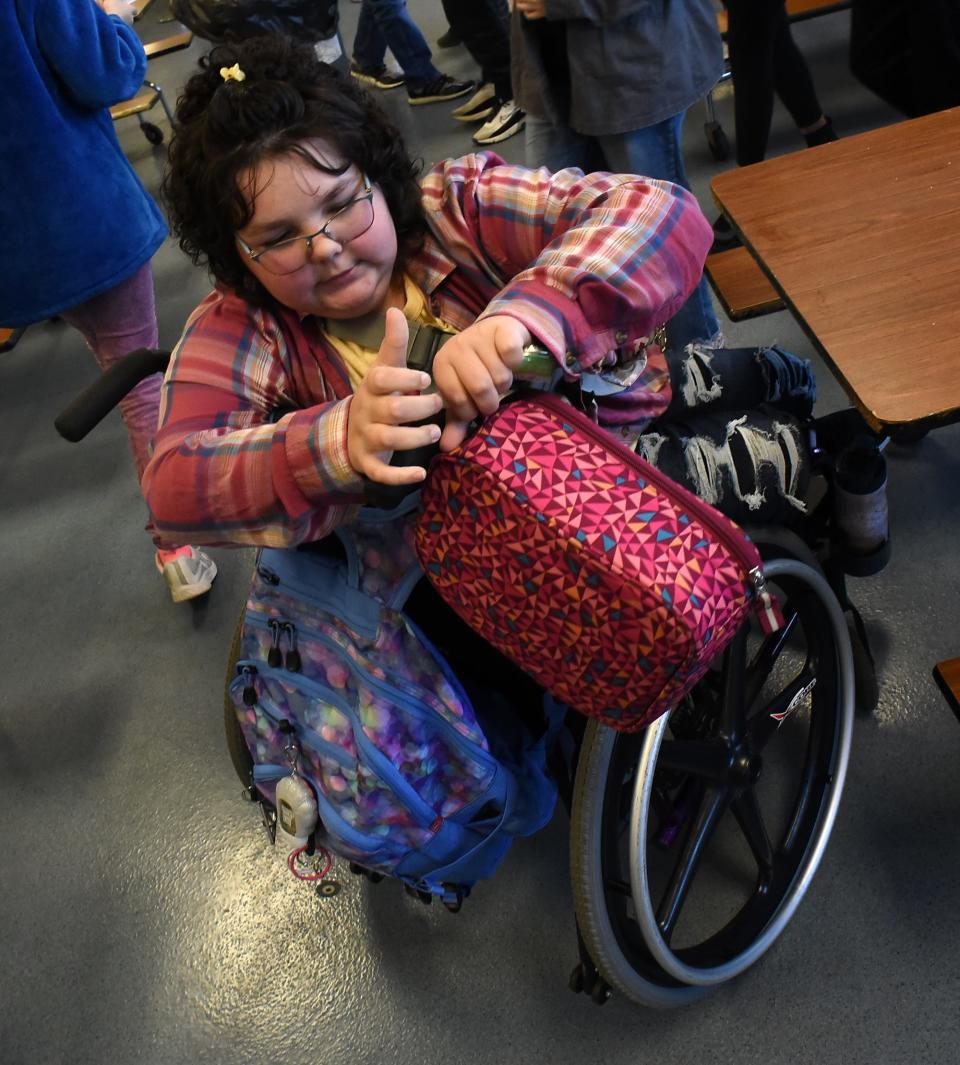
156 546 218 604
451 81 497 122
473 100 526 145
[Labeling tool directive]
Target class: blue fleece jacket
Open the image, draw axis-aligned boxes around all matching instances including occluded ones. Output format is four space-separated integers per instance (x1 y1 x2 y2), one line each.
0 0 167 325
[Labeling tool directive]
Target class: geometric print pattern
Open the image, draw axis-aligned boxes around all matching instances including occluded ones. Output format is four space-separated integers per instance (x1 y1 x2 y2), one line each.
416 394 762 732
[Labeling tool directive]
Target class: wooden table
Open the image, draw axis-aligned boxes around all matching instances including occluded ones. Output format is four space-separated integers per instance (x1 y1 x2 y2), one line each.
933 658 960 724
711 107 960 432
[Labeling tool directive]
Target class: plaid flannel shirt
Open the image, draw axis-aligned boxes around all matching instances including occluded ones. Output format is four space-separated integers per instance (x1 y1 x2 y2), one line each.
143 152 712 548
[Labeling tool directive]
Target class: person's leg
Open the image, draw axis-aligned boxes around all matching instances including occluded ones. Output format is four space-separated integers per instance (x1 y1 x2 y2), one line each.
59 262 160 483
524 113 604 172
723 0 782 166
661 342 816 421
771 19 826 131
60 263 218 601
637 407 812 525
355 0 441 85
638 342 815 524
442 0 512 100
351 1 388 72
599 115 722 351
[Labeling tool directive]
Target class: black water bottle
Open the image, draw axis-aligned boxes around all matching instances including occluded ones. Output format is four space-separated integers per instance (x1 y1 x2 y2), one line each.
833 434 888 556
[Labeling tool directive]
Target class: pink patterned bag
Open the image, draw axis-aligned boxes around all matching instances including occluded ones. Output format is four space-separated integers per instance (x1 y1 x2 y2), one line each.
415 392 782 733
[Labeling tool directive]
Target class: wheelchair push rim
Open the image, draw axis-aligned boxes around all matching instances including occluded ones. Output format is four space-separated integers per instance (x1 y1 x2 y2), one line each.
571 557 854 1004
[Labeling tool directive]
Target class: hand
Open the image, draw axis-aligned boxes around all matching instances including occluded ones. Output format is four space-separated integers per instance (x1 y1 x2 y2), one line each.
99 0 136 25
515 0 547 19
347 308 444 485
431 315 532 451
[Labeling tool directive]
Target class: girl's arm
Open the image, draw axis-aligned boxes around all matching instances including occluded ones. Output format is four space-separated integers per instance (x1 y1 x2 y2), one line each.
422 152 713 376
34 0 146 110
142 293 366 549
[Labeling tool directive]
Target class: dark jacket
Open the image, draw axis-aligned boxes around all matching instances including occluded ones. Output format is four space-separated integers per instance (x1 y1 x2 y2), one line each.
170 0 339 45
0 0 167 325
511 0 723 136
850 0 960 117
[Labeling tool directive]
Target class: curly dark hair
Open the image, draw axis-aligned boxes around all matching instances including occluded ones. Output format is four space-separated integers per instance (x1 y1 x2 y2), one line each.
162 35 426 306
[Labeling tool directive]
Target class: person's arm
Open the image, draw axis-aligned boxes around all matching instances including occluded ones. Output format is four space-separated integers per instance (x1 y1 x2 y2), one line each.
424 152 712 374
142 295 367 549
33 0 146 110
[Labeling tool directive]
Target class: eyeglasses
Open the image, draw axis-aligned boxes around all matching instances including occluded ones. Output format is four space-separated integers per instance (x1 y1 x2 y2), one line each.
236 173 375 276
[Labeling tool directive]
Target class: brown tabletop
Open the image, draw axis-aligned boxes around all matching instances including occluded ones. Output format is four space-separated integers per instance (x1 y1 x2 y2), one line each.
933 658 960 724
711 107 960 431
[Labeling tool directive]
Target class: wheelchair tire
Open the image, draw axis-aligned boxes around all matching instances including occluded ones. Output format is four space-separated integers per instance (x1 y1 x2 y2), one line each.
141 122 164 145
570 555 854 1007
704 120 730 162
224 607 255 791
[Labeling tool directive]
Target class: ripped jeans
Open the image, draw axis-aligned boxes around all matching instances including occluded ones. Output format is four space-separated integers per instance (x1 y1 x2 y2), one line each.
637 343 816 526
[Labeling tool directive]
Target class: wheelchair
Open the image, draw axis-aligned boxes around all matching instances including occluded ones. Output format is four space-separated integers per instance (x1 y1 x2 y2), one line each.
57 348 876 1010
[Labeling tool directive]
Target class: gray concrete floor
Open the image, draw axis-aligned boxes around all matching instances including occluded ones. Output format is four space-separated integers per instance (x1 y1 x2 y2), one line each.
2 3 959 1063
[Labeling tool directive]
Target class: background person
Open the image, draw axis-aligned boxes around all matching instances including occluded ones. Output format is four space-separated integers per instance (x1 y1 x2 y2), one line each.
0 0 217 603
510 0 724 357
442 0 525 145
712 0 837 251
350 0 473 105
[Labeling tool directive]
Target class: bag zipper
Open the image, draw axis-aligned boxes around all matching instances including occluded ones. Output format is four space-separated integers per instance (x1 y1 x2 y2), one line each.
232 665 354 770
242 610 493 754
237 660 444 828
490 392 783 634
255 560 379 640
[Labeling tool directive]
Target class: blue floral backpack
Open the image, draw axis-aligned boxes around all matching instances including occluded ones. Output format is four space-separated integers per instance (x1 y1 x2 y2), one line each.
227 501 563 905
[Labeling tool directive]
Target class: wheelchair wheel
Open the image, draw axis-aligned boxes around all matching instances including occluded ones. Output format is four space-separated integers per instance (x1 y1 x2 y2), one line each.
141 121 164 145
570 556 854 1008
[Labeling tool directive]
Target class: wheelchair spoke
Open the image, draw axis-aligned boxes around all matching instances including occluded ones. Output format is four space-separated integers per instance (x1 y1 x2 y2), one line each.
718 630 748 738
743 608 800 714
747 662 817 753
656 786 727 940
730 787 774 880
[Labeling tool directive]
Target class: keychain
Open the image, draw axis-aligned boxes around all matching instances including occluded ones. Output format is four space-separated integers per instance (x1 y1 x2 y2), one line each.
273 724 334 887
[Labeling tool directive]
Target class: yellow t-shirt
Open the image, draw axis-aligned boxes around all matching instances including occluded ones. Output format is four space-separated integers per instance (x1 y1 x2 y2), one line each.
325 276 456 391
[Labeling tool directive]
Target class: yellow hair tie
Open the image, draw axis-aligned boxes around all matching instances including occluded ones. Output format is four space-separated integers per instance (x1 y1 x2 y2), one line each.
219 64 246 83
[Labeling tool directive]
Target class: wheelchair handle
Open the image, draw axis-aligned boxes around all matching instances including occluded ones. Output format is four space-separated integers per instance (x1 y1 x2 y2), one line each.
54 347 171 442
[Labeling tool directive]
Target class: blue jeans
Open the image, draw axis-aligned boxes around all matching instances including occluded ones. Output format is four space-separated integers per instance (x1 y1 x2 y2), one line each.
352 0 441 87
525 112 721 354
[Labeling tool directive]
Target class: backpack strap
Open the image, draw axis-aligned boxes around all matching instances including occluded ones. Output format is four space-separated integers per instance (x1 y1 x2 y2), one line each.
324 311 454 374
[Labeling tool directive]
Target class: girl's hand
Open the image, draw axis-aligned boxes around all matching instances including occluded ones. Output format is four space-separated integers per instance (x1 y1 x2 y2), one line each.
347 308 444 484
432 315 532 451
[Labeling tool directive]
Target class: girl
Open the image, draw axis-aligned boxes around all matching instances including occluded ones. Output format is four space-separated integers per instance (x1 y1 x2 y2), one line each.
1 0 216 603
144 35 813 548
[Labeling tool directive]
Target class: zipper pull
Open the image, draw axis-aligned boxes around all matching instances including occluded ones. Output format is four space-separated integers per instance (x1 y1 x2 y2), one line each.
277 717 300 772
748 566 784 634
240 665 259 706
267 619 283 668
283 622 302 672
257 564 280 586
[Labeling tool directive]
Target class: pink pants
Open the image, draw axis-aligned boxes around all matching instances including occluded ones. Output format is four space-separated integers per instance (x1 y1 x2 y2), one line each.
60 261 161 484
